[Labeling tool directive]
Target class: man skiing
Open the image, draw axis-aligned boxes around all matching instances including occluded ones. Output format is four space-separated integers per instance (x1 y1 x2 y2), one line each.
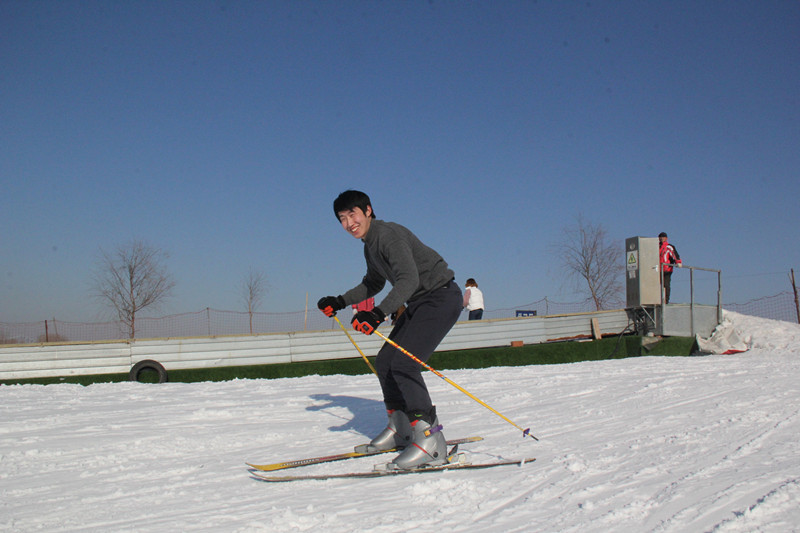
317 190 462 470
658 232 682 304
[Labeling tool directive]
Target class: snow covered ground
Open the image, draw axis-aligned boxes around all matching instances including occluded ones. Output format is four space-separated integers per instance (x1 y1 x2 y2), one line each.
2 311 799 532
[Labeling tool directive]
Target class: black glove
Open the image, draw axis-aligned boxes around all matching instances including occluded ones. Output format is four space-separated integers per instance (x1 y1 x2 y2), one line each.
352 308 386 335
318 295 345 317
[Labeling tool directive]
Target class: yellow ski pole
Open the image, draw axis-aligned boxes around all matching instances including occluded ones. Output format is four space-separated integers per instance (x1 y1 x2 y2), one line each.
373 329 537 441
334 316 378 376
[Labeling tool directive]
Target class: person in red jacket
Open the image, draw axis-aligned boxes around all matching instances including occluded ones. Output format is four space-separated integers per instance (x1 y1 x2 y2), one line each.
659 232 682 303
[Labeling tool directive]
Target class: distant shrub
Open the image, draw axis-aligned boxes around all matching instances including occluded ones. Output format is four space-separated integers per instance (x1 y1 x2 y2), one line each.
37 333 70 343
0 334 21 345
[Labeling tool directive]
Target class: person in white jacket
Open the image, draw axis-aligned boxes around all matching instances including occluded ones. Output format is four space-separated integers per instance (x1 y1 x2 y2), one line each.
463 278 484 320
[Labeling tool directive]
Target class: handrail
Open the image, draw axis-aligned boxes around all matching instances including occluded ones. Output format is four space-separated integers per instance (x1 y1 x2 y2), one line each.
660 263 722 336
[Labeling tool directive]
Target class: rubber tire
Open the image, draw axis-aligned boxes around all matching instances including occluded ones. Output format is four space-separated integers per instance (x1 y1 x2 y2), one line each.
129 359 168 383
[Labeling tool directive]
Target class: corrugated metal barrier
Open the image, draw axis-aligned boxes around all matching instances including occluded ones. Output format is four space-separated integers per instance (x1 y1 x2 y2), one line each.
0 310 630 381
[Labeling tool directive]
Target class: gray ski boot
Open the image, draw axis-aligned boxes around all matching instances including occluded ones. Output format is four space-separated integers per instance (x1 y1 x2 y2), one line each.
354 409 413 453
389 407 447 470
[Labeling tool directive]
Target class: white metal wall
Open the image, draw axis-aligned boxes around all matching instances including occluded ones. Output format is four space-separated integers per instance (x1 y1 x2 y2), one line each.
0 310 630 381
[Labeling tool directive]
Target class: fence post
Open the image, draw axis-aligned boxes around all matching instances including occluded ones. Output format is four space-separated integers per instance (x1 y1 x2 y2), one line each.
717 270 723 325
689 267 695 337
792 269 799 324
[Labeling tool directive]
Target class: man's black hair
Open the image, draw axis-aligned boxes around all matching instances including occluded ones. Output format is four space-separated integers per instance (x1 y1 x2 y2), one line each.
333 190 376 220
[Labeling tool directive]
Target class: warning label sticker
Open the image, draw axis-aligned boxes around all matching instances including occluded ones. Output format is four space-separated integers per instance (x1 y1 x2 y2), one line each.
626 251 638 271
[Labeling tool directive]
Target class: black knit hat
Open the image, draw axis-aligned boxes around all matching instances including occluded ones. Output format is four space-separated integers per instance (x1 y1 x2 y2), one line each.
658 232 667 238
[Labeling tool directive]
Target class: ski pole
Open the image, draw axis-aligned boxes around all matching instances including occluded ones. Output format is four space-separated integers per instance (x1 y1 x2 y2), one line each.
373 329 538 441
334 316 378 376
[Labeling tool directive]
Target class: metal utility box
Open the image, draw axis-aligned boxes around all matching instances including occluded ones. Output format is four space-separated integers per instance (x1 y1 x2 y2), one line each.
626 237 660 307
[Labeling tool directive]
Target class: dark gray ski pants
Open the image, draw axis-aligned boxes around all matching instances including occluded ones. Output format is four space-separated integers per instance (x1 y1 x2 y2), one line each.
375 280 462 417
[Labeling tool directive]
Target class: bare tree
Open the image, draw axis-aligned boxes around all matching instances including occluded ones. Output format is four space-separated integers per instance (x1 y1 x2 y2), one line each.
553 215 624 311
93 240 176 339
242 269 267 334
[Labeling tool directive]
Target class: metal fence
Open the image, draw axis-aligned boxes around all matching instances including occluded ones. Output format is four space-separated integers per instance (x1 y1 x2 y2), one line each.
723 291 798 324
1 292 797 345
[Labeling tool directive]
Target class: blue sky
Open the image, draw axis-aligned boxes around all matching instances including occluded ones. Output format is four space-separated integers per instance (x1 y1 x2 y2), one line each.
2 1 799 323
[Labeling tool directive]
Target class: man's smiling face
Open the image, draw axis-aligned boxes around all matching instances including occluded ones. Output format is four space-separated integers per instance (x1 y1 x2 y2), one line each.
337 205 373 240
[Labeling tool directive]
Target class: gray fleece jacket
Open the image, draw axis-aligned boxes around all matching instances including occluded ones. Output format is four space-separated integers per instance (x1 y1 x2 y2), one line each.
341 219 454 317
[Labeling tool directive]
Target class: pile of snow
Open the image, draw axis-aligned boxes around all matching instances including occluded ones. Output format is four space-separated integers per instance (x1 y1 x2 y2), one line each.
697 310 800 355
2 312 799 532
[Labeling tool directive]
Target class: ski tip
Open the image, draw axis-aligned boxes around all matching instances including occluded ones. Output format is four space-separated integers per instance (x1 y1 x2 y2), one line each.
246 462 283 471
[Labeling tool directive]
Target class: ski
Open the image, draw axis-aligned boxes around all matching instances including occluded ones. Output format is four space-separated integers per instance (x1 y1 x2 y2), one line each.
250 457 535 482
246 436 483 472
